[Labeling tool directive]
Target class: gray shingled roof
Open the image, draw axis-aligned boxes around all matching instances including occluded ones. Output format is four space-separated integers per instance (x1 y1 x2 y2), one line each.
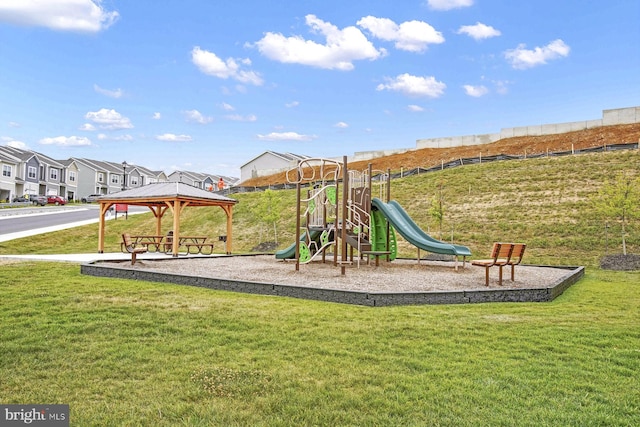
98 182 237 203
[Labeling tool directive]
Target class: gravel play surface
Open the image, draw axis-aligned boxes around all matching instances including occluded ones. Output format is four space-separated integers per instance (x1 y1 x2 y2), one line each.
105 255 575 292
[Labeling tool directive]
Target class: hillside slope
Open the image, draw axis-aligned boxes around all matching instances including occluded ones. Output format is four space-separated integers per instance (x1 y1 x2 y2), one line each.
241 123 640 187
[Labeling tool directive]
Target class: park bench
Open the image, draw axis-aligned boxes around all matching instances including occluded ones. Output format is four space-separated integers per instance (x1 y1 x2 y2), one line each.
472 242 526 286
122 233 148 265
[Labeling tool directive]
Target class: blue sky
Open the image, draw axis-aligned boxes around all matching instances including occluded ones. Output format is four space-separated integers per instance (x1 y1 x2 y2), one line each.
1 0 638 179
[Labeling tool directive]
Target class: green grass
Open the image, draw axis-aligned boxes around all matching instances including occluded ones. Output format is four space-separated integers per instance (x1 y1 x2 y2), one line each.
0 262 638 425
1 149 638 424
1 149 638 266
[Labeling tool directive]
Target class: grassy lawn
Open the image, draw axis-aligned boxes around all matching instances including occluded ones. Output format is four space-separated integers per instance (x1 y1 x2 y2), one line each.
1 149 639 425
0 261 638 426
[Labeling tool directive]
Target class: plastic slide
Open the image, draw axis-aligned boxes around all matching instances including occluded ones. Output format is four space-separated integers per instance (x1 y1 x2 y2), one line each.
371 198 471 257
370 208 398 260
275 229 322 260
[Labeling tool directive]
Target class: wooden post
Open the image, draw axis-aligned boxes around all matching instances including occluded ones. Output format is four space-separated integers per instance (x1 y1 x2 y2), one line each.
295 163 301 271
341 155 348 275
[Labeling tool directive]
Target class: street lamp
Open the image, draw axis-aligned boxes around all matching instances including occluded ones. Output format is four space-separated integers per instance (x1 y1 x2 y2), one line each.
122 161 128 190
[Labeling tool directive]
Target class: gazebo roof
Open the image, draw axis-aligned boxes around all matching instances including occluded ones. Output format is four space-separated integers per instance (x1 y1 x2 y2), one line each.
98 182 238 207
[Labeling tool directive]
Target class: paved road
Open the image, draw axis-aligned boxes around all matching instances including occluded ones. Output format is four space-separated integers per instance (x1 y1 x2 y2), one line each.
0 204 147 242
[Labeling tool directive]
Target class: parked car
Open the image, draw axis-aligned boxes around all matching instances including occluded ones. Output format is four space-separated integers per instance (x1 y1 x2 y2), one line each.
81 194 103 203
29 195 47 206
12 196 29 203
47 195 67 205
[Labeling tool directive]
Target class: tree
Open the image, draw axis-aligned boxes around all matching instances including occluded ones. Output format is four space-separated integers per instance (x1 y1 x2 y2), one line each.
254 189 282 243
429 180 446 240
593 172 640 255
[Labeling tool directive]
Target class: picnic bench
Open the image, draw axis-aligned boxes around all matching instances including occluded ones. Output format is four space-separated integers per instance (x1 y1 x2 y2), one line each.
122 233 148 265
471 242 526 286
120 234 215 256
120 235 165 253
162 233 215 255
177 236 215 255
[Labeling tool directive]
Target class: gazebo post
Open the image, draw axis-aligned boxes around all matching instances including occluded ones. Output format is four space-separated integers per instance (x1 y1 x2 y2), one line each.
224 205 233 254
97 202 108 253
171 200 181 257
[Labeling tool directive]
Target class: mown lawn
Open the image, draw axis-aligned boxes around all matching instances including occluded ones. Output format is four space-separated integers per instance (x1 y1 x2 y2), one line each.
0 261 638 426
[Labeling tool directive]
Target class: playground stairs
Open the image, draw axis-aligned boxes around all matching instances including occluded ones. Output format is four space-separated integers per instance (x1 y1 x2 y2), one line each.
344 232 372 252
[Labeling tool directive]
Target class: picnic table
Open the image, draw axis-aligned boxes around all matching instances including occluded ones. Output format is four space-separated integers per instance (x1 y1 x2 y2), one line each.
121 234 215 255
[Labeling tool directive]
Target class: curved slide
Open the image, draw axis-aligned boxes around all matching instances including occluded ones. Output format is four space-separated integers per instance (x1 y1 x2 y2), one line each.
275 229 321 260
371 198 471 257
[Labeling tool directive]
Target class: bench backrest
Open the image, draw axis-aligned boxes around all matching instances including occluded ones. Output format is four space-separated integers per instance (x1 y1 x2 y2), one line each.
122 233 134 252
509 243 526 264
491 242 514 260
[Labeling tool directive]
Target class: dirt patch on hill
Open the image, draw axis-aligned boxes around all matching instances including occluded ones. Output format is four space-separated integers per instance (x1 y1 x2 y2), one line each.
600 254 640 271
241 123 640 187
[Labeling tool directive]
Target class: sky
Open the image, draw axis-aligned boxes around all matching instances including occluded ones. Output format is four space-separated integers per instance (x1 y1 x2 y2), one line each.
0 0 639 179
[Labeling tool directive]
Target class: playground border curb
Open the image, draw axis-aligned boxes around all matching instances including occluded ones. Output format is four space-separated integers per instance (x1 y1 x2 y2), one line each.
81 259 585 307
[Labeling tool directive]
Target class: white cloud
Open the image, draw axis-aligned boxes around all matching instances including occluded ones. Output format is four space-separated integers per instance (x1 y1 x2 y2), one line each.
457 22 501 40
0 0 119 32
79 123 96 131
334 121 349 128
463 84 489 97
97 133 133 141
376 73 446 98
94 84 123 98
191 46 263 85
285 101 300 108
494 80 511 95
357 16 444 52
152 112 161 120
2 137 28 149
256 132 317 141
184 109 213 124
253 14 386 71
156 133 192 142
427 0 474 11
407 105 425 112
8 121 20 128
85 108 133 130
225 114 257 122
39 136 92 146
504 39 570 69
220 102 235 111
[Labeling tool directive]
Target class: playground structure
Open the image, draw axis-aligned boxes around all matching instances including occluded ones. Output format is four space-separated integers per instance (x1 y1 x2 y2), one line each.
275 156 472 274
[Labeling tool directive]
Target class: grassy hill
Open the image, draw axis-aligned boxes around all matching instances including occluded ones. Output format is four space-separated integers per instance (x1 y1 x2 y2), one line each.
2 148 638 267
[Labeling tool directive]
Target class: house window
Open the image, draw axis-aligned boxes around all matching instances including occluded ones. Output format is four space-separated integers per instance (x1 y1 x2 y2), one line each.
98 173 104 183
2 165 11 177
130 176 138 186
69 171 76 182
28 166 37 179
50 169 58 180
111 174 120 184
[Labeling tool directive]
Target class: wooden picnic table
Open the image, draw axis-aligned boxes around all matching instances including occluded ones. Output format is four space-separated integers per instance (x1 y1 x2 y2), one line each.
120 235 165 253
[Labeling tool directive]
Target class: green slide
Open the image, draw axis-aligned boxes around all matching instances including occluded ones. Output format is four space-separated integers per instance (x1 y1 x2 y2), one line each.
275 229 322 260
370 208 398 260
371 198 471 257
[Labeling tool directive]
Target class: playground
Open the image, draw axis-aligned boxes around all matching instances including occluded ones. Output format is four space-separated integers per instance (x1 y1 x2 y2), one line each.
84 156 584 305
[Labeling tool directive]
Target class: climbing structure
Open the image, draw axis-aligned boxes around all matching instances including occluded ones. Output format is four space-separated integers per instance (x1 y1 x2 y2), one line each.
276 157 399 275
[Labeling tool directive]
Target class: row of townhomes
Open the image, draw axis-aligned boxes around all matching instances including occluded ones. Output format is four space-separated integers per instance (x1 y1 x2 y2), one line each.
0 145 238 203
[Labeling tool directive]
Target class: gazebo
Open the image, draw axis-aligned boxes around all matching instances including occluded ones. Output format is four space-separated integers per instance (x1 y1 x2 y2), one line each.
96 182 238 256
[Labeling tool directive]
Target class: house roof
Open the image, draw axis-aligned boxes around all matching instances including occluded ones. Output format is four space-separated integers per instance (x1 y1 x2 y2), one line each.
240 151 310 168
97 181 238 206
